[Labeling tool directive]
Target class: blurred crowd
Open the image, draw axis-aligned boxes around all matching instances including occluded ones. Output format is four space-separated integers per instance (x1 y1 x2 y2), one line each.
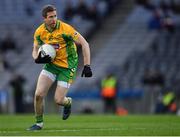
137 0 180 114
64 0 111 23
0 0 120 113
136 0 178 32
0 35 17 72
1 0 180 115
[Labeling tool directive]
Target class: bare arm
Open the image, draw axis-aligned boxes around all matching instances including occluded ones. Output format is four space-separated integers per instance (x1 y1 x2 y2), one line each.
32 44 39 60
32 44 52 64
75 34 91 65
75 33 92 77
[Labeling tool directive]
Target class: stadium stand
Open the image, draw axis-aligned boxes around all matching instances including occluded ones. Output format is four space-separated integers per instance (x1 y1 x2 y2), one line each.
1 0 180 114
0 0 120 113
70 5 157 91
69 1 180 113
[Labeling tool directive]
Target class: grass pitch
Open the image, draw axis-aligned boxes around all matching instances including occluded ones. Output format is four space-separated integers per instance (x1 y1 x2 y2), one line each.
0 114 180 136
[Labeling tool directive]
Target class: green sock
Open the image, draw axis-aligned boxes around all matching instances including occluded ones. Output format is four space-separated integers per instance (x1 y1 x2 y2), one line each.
36 115 43 123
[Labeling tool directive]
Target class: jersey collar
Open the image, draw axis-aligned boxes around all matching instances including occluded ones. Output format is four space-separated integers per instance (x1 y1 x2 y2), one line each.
44 20 60 33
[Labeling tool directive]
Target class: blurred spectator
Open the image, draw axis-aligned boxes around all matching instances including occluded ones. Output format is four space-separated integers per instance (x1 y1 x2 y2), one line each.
87 3 99 25
101 73 118 114
24 0 34 17
136 0 149 5
171 0 180 14
63 0 114 33
25 5 34 17
162 15 175 33
0 89 8 113
148 8 163 30
97 0 108 19
64 0 75 22
75 0 89 19
142 68 165 87
0 52 11 71
9 72 26 113
105 0 119 14
160 0 172 14
0 54 4 72
172 78 180 96
0 35 17 54
155 90 177 114
135 0 155 9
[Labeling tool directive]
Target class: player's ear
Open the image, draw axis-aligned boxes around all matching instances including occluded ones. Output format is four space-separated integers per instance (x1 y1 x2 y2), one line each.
43 17 46 21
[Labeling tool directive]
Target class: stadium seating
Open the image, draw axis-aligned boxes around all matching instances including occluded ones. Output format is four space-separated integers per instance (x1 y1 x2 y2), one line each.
70 5 158 91
0 0 118 113
1 0 180 114
0 0 99 88
69 4 180 113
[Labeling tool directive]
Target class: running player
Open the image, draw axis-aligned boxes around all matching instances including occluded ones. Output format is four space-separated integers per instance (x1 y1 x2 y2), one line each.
28 4 92 130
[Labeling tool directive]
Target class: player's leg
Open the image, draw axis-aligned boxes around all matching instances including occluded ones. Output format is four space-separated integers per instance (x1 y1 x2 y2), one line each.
35 71 54 123
27 70 55 130
54 67 76 120
54 81 72 120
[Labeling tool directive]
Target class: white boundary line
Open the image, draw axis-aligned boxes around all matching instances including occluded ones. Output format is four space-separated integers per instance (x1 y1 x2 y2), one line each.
0 128 121 134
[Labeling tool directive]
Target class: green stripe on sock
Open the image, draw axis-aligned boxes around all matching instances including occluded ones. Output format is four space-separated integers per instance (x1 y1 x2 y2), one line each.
36 115 43 123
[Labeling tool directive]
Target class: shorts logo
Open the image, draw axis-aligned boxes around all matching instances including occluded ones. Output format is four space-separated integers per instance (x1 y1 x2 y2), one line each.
71 68 76 72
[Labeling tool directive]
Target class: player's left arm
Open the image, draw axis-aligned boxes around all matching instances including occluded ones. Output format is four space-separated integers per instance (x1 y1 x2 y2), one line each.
75 33 92 77
76 33 90 66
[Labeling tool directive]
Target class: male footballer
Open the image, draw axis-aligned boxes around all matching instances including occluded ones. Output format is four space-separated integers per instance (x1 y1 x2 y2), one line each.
28 4 92 130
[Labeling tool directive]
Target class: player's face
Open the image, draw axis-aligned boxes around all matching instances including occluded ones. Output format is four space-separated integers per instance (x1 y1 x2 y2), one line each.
44 11 57 29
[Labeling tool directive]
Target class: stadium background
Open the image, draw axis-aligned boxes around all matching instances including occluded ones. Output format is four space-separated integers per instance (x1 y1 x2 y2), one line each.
0 0 180 115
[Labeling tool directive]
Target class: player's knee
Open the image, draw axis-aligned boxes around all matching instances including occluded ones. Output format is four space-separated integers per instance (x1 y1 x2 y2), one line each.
35 92 44 101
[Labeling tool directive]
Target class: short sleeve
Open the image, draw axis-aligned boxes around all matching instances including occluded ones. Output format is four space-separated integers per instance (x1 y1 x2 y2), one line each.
68 25 80 41
33 29 43 46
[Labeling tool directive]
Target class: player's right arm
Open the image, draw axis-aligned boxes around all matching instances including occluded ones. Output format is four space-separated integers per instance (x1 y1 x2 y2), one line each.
32 29 41 60
32 44 39 60
32 30 51 64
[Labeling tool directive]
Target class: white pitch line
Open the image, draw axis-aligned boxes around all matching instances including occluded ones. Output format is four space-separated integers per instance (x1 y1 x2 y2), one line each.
0 127 148 134
0 128 121 134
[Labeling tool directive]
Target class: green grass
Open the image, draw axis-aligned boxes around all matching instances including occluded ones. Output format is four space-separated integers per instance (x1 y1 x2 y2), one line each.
0 114 180 136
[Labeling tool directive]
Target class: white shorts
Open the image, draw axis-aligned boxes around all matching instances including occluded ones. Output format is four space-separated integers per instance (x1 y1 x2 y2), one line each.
40 69 71 89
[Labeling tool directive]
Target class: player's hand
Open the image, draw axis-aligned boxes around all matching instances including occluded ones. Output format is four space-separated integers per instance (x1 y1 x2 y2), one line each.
81 65 92 77
35 51 52 64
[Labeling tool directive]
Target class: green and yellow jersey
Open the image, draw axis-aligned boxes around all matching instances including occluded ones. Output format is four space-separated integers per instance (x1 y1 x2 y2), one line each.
34 20 79 69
